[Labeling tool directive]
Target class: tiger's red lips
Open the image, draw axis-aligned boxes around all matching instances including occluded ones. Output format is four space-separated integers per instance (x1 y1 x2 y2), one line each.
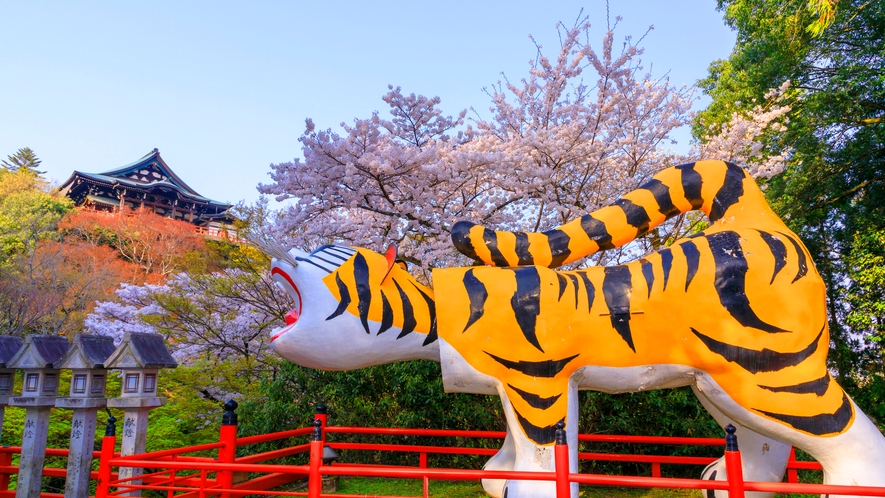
271 308 300 342
270 265 302 343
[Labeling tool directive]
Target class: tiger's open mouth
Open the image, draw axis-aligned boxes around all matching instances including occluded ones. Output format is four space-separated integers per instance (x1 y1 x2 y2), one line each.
271 308 300 342
270 265 302 343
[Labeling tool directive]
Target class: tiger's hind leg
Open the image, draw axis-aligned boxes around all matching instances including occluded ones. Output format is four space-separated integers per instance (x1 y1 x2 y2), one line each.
692 385 790 498
694 371 885 496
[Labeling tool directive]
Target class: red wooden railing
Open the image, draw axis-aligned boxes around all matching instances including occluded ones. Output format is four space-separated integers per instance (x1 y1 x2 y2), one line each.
85 403 885 498
0 400 882 497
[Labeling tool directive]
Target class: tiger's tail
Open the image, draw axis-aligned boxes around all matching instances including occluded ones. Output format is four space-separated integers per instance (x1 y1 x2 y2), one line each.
451 160 783 268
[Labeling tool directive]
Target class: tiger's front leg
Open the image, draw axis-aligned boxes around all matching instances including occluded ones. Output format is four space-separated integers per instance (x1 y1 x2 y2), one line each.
493 379 579 498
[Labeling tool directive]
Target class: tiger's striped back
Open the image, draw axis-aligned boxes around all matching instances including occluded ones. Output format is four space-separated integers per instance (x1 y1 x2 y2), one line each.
451 160 784 268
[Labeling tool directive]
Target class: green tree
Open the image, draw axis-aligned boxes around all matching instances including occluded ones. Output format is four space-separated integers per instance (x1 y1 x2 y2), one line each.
0 168 72 265
1 147 45 175
697 0 885 390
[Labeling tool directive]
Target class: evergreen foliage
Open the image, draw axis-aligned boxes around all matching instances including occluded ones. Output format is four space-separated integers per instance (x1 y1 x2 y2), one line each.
1 148 44 175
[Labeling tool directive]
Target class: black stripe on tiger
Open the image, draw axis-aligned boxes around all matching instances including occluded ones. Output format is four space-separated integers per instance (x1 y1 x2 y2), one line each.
566 274 580 309
681 241 701 291
514 232 533 265
394 280 417 339
640 258 654 297
511 267 543 352
483 228 510 266
756 230 787 284
778 232 808 283
580 214 615 251
755 391 853 436
759 373 830 397
508 384 562 409
709 162 746 222
485 352 580 378
707 231 788 333
578 272 595 313
545 229 572 268
410 282 438 346
353 253 372 334
557 274 568 301
603 266 636 352
691 326 822 374
313 254 344 268
450 221 480 261
706 470 717 498
639 179 681 217
513 408 563 445
295 256 334 273
325 273 351 321
377 293 394 335
660 248 673 290
614 198 651 238
313 245 350 262
677 162 704 209
463 269 488 332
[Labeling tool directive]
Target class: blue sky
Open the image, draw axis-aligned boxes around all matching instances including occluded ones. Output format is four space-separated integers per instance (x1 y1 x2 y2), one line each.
0 1 735 206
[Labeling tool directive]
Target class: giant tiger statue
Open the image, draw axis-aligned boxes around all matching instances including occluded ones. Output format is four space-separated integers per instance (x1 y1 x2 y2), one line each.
258 160 885 497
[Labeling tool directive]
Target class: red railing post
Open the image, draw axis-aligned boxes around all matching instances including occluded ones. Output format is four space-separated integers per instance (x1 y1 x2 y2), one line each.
787 446 799 483
724 424 745 498
554 422 570 498
419 452 429 498
96 415 117 498
199 467 207 498
651 461 661 477
308 419 324 498
217 400 239 498
0 448 11 491
167 457 177 498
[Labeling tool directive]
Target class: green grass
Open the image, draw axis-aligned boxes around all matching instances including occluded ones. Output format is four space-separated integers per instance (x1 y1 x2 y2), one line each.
332 477 813 497
332 477 704 497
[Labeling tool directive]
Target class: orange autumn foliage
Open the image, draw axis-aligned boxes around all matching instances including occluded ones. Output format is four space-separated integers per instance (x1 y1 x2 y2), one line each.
0 240 141 336
60 208 208 279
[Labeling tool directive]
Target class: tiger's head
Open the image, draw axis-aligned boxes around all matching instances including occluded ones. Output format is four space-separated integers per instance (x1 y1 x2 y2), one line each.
264 243 439 370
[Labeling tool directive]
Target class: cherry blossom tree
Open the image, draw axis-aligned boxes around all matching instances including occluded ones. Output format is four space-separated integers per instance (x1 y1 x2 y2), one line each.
260 16 703 270
86 268 289 382
691 80 792 179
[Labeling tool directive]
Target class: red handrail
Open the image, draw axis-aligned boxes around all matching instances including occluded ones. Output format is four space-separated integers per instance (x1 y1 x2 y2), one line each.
0 404 861 497
90 417 881 498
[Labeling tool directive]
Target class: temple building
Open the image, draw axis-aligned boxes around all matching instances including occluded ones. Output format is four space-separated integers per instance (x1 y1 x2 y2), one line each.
59 149 235 232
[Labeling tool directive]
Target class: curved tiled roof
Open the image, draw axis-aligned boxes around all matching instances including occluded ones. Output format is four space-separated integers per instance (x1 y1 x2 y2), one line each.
59 148 231 208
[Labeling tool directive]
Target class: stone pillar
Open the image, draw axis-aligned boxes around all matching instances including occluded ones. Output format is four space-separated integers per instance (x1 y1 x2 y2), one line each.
57 397 105 497
0 393 11 442
107 398 164 496
104 332 177 497
7 335 69 498
0 337 24 442
15 401 54 498
55 334 116 498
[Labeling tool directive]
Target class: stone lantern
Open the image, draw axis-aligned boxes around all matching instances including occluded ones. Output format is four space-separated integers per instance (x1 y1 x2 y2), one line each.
56 334 117 498
7 335 70 498
105 332 177 495
0 336 23 441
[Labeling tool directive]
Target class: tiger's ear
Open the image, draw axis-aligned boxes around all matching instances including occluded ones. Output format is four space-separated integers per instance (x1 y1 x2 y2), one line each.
382 244 398 281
